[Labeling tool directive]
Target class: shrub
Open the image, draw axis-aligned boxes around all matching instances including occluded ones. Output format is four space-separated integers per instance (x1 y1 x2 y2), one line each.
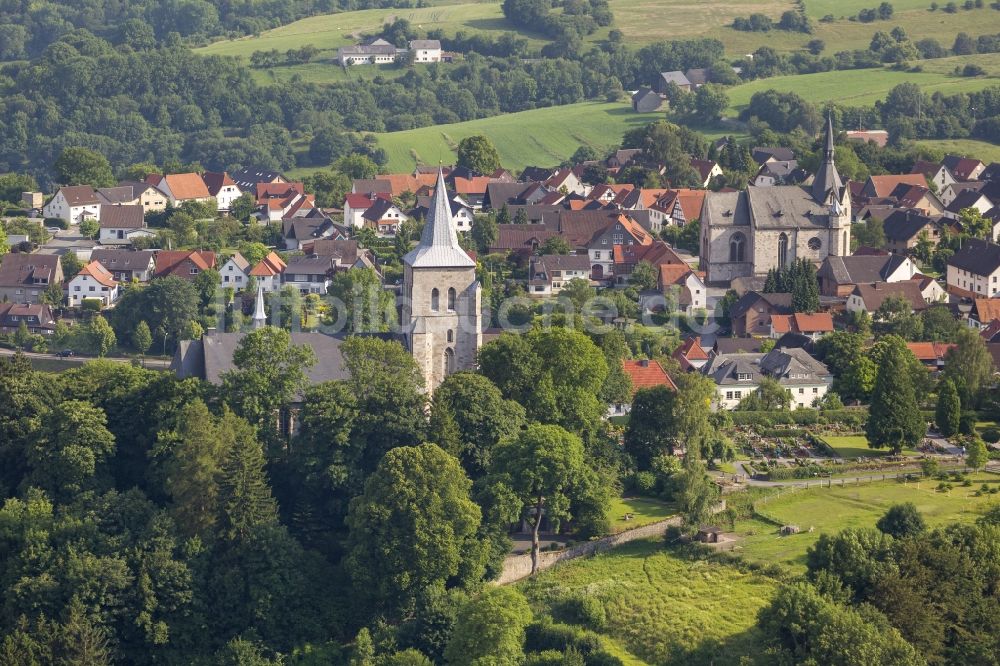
554 595 607 630
982 427 1000 443
630 471 657 495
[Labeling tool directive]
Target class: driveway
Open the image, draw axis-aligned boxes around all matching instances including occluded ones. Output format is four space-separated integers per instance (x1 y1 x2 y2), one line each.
36 228 97 257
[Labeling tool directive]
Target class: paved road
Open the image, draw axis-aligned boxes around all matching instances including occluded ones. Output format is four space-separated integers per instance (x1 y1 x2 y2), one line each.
36 228 97 257
0 346 172 370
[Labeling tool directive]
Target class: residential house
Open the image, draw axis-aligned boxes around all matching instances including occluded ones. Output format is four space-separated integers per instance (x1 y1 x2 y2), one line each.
68 261 119 307
527 254 591 296
882 210 942 254
946 238 1000 297
714 338 766 354
589 214 654 281
846 281 929 315
153 250 216 281
307 239 378 273
21 192 43 210
942 155 986 182
701 347 833 410
96 185 139 207
489 224 558 259
753 160 807 187
42 186 101 224
409 39 442 62
816 254 916 297
673 336 711 372
202 172 242 212
655 71 692 93
631 88 662 113
545 168 588 196
887 183 944 215
971 298 1000 328
911 274 946 303
690 159 723 188
283 256 334 295
859 174 928 199
911 160 952 191
249 251 286 292
605 149 645 171
655 263 707 315
256 182 314 222
684 68 710 87
344 193 378 228
0 253 62 304
943 188 996 222
231 168 287 194
151 173 214 207
609 359 678 416
751 147 795 165
219 253 251 291
769 312 835 340
728 291 794 337
362 198 408 236
0 303 56 335
906 341 955 371
98 205 152 245
282 214 343 250
938 180 984 208
90 249 156 282
114 181 170 213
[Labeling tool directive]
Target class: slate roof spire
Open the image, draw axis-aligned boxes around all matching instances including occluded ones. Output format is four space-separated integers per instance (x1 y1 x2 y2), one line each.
403 168 476 268
252 285 266 329
812 114 843 204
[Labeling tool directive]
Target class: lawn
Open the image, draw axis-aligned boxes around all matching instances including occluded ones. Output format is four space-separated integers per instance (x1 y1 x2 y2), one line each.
287 101 669 175
820 434 920 458
608 496 677 533
733 473 1000 572
520 539 778 665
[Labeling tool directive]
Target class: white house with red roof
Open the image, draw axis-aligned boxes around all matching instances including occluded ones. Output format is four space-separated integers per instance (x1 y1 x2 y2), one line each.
255 182 315 222
344 193 377 228
202 172 242 212
769 312 835 340
43 186 102 224
249 251 287 292
151 173 215 207
673 336 711 372
68 261 119 307
608 358 678 416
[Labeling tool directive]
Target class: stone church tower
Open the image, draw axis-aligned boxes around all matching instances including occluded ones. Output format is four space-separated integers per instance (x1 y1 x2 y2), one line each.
813 115 852 256
402 169 482 392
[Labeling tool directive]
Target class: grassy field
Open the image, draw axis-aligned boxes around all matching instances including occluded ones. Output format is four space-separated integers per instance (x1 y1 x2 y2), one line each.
728 56 1000 113
288 101 677 175
734 473 1000 572
918 139 1000 163
521 539 778 665
608 497 677 533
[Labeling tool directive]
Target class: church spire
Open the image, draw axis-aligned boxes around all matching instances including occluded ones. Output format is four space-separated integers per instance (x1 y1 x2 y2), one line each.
403 167 475 268
811 114 843 204
252 285 266 329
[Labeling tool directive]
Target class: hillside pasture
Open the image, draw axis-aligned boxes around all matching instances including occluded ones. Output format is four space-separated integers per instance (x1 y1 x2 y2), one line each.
918 139 1000 163
521 539 778 665
733 473 1000 572
727 58 1000 113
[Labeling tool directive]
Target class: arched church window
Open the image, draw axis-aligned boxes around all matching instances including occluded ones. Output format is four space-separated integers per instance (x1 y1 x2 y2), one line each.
808 237 822 251
729 232 746 263
444 348 456 375
431 288 439 311
778 233 789 270
447 329 454 343
448 287 456 311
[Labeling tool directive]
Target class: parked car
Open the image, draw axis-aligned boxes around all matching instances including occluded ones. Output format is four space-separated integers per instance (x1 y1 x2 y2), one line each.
55 349 74 357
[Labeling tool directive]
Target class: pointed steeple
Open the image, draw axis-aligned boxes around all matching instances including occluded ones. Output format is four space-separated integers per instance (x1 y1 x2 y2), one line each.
403 168 475 269
811 114 843 204
252 285 266 329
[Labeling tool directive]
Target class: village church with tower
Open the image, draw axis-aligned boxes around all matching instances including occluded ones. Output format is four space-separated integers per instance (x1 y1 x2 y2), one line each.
700 117 851 284
400 168 483 391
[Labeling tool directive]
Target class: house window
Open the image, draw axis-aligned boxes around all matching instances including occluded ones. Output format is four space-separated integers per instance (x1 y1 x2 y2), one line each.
734 391 742 399
799 388 804 394
813 387 818 394
613 234 623 244
729 232 746 262
431 288 440 311
726 391 733 400
448 287 456 311
190 268 199 274
601 238 608 245
74 286 80 291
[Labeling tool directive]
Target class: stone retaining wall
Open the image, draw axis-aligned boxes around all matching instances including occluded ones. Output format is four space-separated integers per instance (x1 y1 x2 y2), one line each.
497 501 725 584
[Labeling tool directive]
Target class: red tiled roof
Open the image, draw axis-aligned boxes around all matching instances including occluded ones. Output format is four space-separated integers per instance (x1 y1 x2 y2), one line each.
77 261 118 288
249 251 286 277
866 174 927 198
154 250 216 277
623 359 678 394
906 342 955 361
975 298 1000 323
675 336 709 360
658 263 692 288
162 173 211 200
